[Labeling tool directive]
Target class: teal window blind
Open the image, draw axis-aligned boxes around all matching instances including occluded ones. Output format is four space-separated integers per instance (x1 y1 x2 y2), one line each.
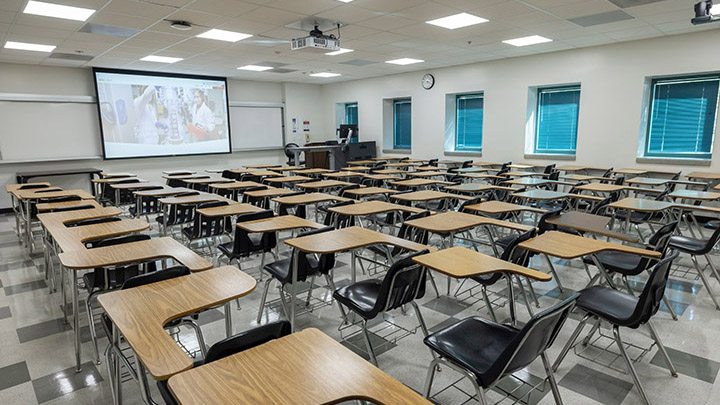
456 94 483 150
645 76 719 159
393 99 411 149
345 102 358 125
535 86 580 154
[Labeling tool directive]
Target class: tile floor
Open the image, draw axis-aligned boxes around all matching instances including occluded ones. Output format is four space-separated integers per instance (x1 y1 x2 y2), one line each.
1 212 720 404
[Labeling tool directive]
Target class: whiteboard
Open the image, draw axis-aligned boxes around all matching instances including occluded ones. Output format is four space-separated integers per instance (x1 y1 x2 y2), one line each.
0 100 102 161
229 105 285 151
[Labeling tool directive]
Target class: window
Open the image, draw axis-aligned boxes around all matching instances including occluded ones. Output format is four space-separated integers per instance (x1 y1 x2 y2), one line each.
535 86 580 154
644 76 719 159
455 94 483 150
393 99 411 149
345 102 358 125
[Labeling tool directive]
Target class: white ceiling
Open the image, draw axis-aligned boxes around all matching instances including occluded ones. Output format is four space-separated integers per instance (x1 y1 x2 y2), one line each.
0 0 717 83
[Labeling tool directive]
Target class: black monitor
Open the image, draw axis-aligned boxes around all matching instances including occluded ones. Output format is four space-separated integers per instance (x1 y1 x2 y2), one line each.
339 124 358 140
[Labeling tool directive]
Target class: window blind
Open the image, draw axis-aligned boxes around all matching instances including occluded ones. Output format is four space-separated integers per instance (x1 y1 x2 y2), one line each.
535 86 580 154
456 94 483 150
394 99 411 149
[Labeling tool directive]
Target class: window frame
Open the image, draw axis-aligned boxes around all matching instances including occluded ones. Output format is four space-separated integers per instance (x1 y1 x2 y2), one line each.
393 98 412 150
642 75 720 160
455 93 484 152
534 85 581 155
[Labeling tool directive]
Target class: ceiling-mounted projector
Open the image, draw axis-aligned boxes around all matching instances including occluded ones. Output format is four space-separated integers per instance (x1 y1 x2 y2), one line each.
692 0 720 24
291 25 340 52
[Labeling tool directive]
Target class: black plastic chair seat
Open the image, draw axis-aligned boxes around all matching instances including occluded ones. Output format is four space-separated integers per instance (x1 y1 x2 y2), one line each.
493 235 514 252
471 273 503 286
581 251 645 276
366 244 393 257
333 279 382 319
82 268 139 294
575 285 639 327
614 211 649 224
669 235 708 254
706 220 720 229
263 256 320 284
424 316 520 387
181 224 225 240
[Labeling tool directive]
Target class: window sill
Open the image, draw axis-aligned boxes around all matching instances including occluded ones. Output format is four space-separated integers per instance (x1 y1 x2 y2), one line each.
524 153 575 161
636 156 711 166
445 150 482 157
382 148 411 154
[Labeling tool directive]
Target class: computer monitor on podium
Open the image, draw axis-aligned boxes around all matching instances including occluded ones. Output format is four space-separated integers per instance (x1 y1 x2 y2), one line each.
338 125 358 143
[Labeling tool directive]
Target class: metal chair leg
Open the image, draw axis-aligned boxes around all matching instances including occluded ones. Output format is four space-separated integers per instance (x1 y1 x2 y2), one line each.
691 255 720 310
256 278 273 324
647 321 678 377
542 352 563 405
428 272 440 297
515 276 534 318
543 254 564 292
361 319 378 366
525 276 540 307
182 320 208 358
85 294 101 365
481 287 497 322
614 325 651 405
582 318 602 346
423 357 441 398
553 313 591 372
305 275 316 307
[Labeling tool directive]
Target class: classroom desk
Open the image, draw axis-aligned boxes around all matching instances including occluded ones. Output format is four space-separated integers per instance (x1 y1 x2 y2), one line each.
503 177 553 187
274 165 304 172
133 187 194 216
404 210 532 235
285 226 431 330
390 178 452 188
162 170 196 175
454 167 488 173
575 183 629 194
272 192 348 206
296 179 353 190
444 183 515 195
457 173 505 181
14 189 95 252
328 200 426 219
110 182 165 206
343 165 372 171
347 159 376 165
195 203 263 218
561 174 609 182
413 246 551 322
16 168 103 195
613 168 647 176
36 199 101 212
99 266 256 397
390 190 470 209
626 177 670 187
342 186 398 199
162 174 207 181
292 168 333 175
157 193 234 235
544 211 638 243
246 170 284 177
670 189 720 202
508 163 538 171
323 171 365 180
464 201 546 216
169 328 429 405
5 182 51 193
372 168 407 175
208 181 264 191
512 189 569 202
372 156 408 161
263 175 312 186
503 171 540 178
518 231 660 290
384 162 420 168
40 214 148 252
91 177 145 184
609 197 671 213
184 177 234 187
406 170 447 178
687 172 720 182
471 161 501 167
362 173 401 181
59 236 213 373
237 215 324 233
243 187 296 200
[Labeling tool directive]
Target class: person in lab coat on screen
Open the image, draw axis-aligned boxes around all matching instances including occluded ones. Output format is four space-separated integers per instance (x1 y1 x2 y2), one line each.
133 85 160 144
188 89 215 140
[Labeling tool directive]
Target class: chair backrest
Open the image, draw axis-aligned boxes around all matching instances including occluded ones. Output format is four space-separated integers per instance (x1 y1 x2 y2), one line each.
538 207 564 234
376 250 430 314
338 184 361 198
232 209 276 255
65 216 122 229
291 227 336 279
391 210 431 256
428 159 438 167
87 234 157 285
135 189 164 215
630 250 679 326
501 228 538 266
694 224 720 255
190 201 230 239
276 191 307 218
461 160 473 168
543 164 556 174
86 233 151 249
324 200 355 228
490 294 579 383
458 197 483 213
590 196 612 215
121 265 190 289
221 170 238 180
602 168 613 178
19 184 50 190
614 176 625 185
50 204 96 213
242 186 269 207
167 179 185 188
205 320 291 363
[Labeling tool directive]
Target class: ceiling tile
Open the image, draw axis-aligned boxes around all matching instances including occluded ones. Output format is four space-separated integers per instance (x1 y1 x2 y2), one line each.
351 0 426 14
546 0 619 19
266 0 340 15
241 6 308 25
0 10 14 24
568 10 634 27
90 11 158 31
392 2 462 22
101 0 177 19
355 14 417 31
0 0 23 13
315 5 383 25
185 0 260 17
469 1 538 20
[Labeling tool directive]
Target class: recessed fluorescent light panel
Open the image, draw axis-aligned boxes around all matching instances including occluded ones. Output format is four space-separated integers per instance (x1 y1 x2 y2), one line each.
426 13 488 29
23 1 95 21
503 35 552 47
4 41 56 52
326 48 353 56
238 65 273 71
385 58 424 65
197 29 252 42
140 55 182 63
336 0 354 2
310 72 341 78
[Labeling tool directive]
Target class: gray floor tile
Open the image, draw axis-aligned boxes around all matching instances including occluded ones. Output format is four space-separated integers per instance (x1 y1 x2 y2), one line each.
0 260 34 272
0 362 31 391
4 280 47 296
31 362 103 404
650 346 720 384
0 306 11 320
558 363 633 405
197 309 226 326
16 318 71 343
422 296 469 316
491 369 549 405
544 287 578 301
429 316 460 333
340 330 397 361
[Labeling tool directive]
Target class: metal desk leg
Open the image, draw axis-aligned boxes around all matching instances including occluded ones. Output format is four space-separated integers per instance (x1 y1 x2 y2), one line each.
112 324 122 405
72 270 82 372
115 189 120 208
505 274 517 326
162 204 169 236
24 199 32 253
351 250 357 283
224 302 232 337
290 250 299 332
447 232 455 295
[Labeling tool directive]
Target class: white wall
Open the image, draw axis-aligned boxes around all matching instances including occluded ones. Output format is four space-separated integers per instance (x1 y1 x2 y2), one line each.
282 82 328 145
319 29 720 173
0 63 292 209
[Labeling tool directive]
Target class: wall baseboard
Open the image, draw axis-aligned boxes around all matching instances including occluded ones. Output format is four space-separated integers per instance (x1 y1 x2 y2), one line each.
0 208 13 214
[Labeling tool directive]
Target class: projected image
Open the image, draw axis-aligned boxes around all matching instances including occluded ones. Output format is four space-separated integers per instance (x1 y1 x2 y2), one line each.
94 69 231 159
